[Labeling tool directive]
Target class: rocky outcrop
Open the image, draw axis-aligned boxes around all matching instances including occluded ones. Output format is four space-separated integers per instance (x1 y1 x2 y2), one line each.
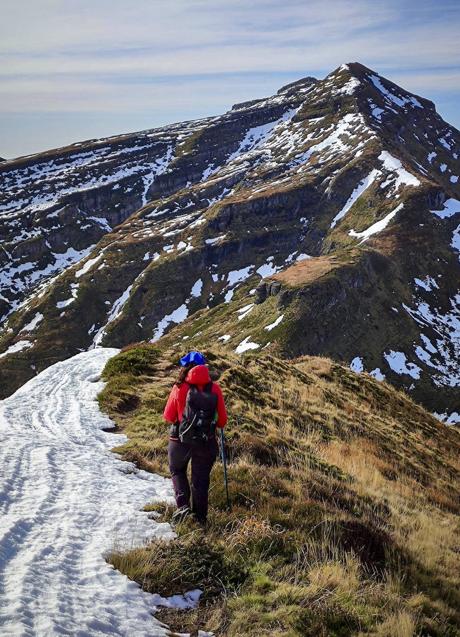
254 280 282 303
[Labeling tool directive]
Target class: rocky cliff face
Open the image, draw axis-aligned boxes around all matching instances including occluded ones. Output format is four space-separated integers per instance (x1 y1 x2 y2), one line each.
0 62 459 419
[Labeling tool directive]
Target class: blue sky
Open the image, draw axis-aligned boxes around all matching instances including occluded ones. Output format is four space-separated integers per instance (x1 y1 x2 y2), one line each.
1 0 459 159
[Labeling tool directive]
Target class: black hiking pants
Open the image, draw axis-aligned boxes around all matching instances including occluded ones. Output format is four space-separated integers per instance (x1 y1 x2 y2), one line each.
168 438 218 522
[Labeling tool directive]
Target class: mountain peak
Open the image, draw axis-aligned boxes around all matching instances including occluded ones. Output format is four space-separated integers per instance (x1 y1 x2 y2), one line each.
326 62 435 114
0 63 459 421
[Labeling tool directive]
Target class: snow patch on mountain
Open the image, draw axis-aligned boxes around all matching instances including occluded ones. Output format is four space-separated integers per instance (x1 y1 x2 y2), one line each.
384 350 421 379
369 101 385 122
154 306 188 341
76 252 104 278
434 411 460 425
452 224 460 255
265 314 284 331
224 266 254 302
368 74 423 110
235 336 260 354
57 283 80 310
430 198 460 219
402 290 460 388
292 113 374 168
93 284 136 347
237 304 255 321
350 357 364 373
370 368 386 381
330 169 380 228
57 297 74 309
350 357 386 381
205 234 227 245
191 279 203 298
227 108 298 164
349 203 404 241
20 312 43 333
141 146 174 206
0 348 182 636
414 276 439 292
256 256 281 278
338 77 361 95
378 152 421 190
0 245 96 323
0 340 33 359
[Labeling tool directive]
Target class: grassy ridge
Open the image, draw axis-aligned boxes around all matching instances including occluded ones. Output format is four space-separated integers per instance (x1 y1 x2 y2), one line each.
99 344 460 637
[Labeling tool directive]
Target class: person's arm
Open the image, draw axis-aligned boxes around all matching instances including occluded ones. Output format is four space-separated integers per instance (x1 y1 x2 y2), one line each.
213 383 228 428
163 386 179 423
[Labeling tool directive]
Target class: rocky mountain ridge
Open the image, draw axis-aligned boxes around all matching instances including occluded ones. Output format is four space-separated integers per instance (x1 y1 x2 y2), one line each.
0 62 459 418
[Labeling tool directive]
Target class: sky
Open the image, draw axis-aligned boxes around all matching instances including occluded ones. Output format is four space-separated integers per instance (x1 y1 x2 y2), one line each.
1 0 459 159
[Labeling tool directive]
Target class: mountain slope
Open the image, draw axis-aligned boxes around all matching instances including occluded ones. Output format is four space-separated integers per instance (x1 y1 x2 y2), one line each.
0 62 459 417
99 344 460 636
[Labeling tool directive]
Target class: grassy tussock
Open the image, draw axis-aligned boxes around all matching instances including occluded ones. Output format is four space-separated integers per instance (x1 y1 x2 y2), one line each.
101 345 460 636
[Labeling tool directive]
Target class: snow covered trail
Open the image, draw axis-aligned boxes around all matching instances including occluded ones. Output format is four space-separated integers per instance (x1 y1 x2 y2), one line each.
0 348 176 637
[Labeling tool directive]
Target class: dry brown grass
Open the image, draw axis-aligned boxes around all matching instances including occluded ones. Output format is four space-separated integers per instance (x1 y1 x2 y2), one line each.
366 611 417 637
271 255 340 287
100 345 460 636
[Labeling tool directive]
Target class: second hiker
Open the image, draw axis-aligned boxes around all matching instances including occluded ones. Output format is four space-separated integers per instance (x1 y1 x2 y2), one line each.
163 351 227 525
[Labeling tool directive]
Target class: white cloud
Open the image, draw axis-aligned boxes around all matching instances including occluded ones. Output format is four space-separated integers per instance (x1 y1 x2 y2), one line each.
0 0 459 157
0 0 398 55
1 0 458 79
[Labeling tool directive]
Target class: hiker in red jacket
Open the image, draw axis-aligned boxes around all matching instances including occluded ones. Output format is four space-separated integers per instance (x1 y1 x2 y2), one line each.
163 351 227 524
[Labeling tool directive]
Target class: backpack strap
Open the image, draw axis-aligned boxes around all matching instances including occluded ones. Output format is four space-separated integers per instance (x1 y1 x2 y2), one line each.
205 382 217 426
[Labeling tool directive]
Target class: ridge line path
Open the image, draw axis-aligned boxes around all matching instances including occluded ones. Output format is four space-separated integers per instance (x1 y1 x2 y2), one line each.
0 348 179 637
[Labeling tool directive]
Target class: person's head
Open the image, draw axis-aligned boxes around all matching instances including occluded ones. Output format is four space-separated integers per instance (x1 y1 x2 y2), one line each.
175 351 206 385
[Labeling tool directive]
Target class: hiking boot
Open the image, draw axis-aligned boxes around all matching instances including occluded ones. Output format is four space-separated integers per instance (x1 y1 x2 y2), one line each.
171 506 191 524
191 512 207 528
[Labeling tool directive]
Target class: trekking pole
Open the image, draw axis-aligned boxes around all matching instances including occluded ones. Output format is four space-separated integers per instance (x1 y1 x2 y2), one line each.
220 428 231 510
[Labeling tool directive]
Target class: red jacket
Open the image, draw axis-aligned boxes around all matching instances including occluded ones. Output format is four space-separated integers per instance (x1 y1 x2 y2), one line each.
163 365 228 429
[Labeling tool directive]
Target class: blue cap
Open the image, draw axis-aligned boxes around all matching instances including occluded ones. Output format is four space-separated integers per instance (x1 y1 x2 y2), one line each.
179 351 206 367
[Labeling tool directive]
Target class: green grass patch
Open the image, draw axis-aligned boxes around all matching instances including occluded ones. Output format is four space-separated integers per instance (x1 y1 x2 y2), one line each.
102 343 161 379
